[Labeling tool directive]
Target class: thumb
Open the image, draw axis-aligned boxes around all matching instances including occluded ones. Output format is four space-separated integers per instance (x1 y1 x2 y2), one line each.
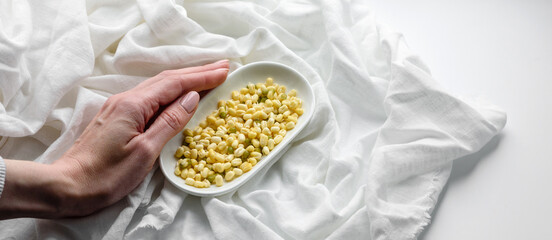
144 91 200 152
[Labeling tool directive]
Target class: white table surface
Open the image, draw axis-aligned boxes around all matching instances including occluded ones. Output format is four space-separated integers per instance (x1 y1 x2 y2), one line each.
369 1 552 239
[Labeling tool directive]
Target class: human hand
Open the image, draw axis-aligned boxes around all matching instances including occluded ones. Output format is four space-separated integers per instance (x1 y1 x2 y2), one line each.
0 60 229 219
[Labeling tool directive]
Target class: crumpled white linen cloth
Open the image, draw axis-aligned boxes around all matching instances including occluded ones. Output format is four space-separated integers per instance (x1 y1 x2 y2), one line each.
0 0 506 239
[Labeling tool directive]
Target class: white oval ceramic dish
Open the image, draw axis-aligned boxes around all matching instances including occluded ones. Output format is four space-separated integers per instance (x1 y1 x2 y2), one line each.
159 61 315 197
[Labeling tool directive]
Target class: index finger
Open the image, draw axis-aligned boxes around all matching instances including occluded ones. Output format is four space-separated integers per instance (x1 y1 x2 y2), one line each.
138 67 229 108
135 59 230 91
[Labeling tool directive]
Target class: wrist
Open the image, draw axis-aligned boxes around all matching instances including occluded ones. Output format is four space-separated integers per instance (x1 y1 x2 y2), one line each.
51 158 113 217
0 160 70 219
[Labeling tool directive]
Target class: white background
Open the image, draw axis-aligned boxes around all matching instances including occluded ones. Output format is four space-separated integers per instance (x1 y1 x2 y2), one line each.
370 1 552 239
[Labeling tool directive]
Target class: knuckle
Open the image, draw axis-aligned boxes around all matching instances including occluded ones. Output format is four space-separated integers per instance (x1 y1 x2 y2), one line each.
197 73 208 85
158 69 176 78
135 139 157 160
160 109 185 132
104 94 122 106
105 93 140 111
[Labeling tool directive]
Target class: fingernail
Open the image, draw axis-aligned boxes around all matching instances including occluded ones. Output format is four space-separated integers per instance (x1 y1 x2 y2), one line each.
180 91 200 114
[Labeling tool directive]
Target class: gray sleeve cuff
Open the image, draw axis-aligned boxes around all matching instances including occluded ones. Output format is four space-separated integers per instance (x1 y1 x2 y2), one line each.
0 156 5 199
